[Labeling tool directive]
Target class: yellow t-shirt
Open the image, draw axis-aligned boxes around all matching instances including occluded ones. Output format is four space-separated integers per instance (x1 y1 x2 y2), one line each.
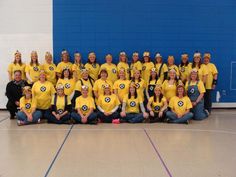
117 62 130 80
32 81 56 110
75 78 94 97
97 94 120 112
162 80 177 101
130 61 142 78
148 79 162 88
42 63 57 85
85 63 100 80
188 63 209 82
25 64 42 83
148 96 167 113
72 63 84 80
155 63 168 82
93 79 113 96
185 80 206 94
113 79 130 101
75 96 95 115
169 96 192 115
57 78 75 96
168 65 180 76
142 62 154 82
100 63 118 83
56 61 73 74
51 94 71 113
123 94 143 113
8 63 26 80
204 63 218 89
179 63 191 82
20 97 37 113
133 79 146 101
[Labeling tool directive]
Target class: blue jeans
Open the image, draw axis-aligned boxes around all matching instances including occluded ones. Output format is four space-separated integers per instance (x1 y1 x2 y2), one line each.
166 111 193 123
71 112 97 124
97 111 119 123
44 110 71 124
121 113 144 123
192 100 208 120
16 111 42 124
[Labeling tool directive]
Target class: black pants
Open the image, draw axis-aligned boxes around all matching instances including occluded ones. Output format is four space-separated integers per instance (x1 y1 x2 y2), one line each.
149 112 166 123
204 89 212 113
6 101 18 118
97 112 119 123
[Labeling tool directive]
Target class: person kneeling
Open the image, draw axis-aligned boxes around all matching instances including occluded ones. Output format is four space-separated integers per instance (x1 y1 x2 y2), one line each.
120 83 149 123
97 84 120 123
166 84 193 124
17 86 42 125
45 84 71 124
147 85 167 123
71 85 97 124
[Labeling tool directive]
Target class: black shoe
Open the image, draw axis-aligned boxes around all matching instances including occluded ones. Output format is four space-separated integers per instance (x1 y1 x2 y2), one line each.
10 115 15 119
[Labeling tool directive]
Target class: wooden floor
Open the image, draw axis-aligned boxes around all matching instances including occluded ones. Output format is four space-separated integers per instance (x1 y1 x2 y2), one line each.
0 110 236 177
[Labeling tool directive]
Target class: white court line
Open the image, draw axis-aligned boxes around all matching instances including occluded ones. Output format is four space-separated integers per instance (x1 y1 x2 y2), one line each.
0 127 236 135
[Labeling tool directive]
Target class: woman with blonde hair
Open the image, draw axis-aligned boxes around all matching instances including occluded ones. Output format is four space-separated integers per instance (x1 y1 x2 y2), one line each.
42 52 57 85
141 51 154 82
16 86 42 125
100 54 117 83
71 52 84 81
8 50 26 80
117 52 130 80
85 52 100 80
25 51 41 85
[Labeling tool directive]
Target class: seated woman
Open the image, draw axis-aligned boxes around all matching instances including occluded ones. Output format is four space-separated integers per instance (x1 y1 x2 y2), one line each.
166 84 193 124
45 84 71 124
16 86 42 125
147 85 168 123
186 69 209 120
71 85 97 124
120 83 149 123
97 84 120 123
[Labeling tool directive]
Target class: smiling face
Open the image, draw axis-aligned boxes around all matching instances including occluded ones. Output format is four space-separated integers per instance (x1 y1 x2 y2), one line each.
194 56 201 64
63 69 70 78
106 55 112 64
100 71 108 79
190 71 198 81
119 70 126 79
120 55 126 62
134 70 140 80
82 71 89 79
181 56 188 64
204 57 210 64
129 86 136 95
177 86 184 97
154 88 161 96
31 52 38 63
62 53 69 62
89 53 96 63
45 54 52 64
57 88 64 96
168 57 174 65
75 55 81 63
144 56 150 63
169 70 176 79
81 88 88 97
39 73 46 82
15 53 21 63
156 57 162 63
132 55 139 62
151 71 157 79
104 87 111 95
14 71 22 81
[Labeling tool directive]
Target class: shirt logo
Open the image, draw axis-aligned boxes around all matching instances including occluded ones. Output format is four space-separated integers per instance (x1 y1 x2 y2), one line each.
181 67 185 72
65 83 71 89
112 68 116 73
142 66 146 71
25 103 31 109
190 88 195 94
40 86 46 92
130 101 136 107
149 86 154 91
92 64 96 68
82 105 88 111
136 83 140 89
57 109 64 115
119 84 125 89
105 97 111 103
49 66 54 71
33 66 39 71
178 101 184 107
154 106 160 111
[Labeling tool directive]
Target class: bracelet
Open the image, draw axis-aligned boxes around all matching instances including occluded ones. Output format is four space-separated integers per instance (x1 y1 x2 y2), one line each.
213 79 217 85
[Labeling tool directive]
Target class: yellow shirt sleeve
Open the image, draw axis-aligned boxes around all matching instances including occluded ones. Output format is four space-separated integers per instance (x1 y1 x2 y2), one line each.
198 81 206 93
186 97 193 110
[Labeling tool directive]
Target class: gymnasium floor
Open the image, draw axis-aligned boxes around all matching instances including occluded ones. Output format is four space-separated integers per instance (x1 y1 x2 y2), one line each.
0 110 235 177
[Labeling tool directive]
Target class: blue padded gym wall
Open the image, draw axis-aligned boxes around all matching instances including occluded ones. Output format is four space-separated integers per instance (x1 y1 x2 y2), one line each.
53 0 236 103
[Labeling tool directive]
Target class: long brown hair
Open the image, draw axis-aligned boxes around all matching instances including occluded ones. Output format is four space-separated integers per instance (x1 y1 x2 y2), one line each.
13 51 22 66
30 51 39 66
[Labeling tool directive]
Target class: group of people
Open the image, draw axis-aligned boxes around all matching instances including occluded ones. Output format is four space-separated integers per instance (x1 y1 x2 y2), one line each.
6 50 218 125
